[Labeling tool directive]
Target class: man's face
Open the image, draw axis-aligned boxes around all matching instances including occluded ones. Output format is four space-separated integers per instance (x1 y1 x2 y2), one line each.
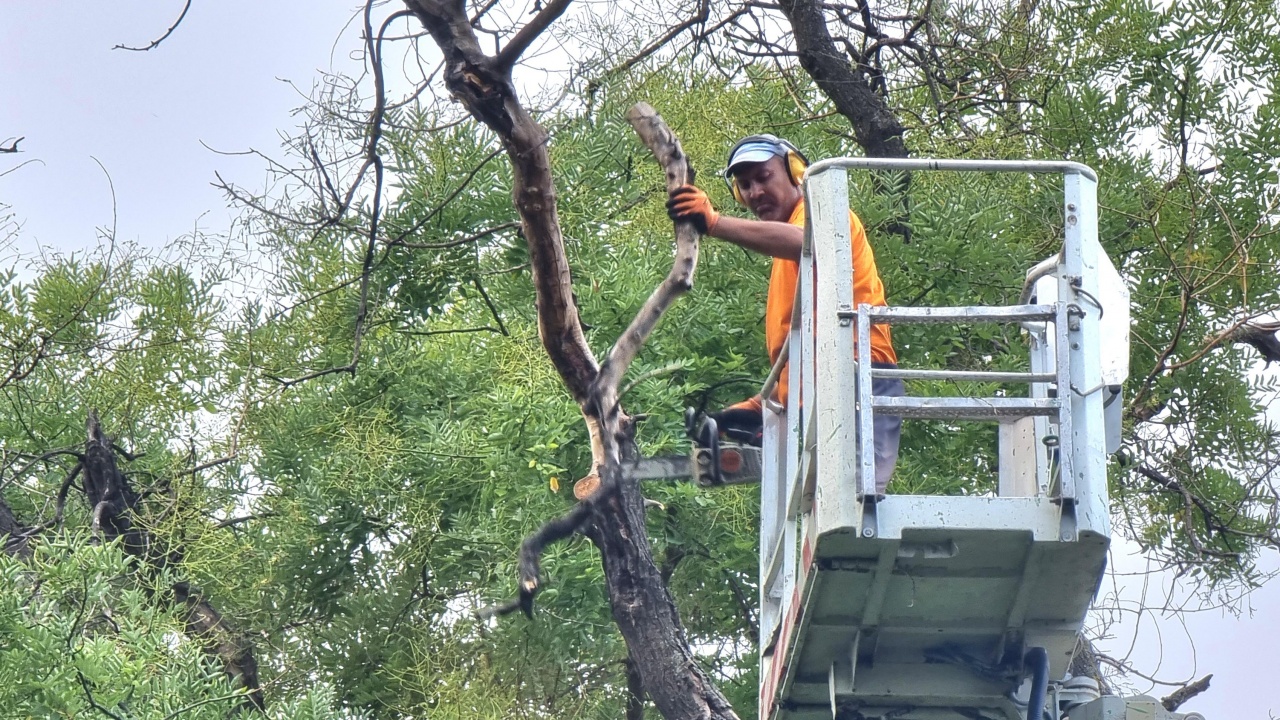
731 155 802 222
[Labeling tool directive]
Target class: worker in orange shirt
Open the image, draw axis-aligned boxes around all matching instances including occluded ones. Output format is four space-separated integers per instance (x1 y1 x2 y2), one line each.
667 134 904 494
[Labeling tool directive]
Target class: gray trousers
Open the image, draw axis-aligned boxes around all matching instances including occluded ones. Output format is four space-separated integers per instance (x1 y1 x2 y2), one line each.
871 363 905 495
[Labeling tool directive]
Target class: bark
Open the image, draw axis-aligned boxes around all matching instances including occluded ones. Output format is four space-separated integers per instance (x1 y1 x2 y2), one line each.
406 0 599 408
0 496 33 559
403 3 739 716
777 0 908 159
586 471 739 719
1162 674 1211 711
82 412 265 711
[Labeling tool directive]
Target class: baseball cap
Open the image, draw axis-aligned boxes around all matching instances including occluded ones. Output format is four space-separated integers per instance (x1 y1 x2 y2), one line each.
725 138 787 176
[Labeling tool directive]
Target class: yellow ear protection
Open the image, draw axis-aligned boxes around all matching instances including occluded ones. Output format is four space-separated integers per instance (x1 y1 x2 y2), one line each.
723 134 810 206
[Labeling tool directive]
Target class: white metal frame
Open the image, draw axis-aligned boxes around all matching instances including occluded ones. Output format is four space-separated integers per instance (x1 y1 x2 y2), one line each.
757 158 1112 720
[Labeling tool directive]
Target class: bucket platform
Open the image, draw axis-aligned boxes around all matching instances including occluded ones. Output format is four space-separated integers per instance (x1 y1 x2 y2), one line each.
758 159 1123 720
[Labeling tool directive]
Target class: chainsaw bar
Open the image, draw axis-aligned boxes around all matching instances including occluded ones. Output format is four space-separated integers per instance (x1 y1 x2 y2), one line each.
622 444 763 488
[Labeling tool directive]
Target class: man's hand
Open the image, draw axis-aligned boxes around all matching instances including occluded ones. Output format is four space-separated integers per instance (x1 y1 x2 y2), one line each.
666 185 721 234
711 397 763 446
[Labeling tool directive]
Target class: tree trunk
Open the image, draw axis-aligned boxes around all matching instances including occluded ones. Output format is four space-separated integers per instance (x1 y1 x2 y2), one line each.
777 0 908 159
406 3 740 716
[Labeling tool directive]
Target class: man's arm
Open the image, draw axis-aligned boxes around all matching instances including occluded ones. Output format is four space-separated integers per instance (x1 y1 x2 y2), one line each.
667 185 803 260
709 215 803 261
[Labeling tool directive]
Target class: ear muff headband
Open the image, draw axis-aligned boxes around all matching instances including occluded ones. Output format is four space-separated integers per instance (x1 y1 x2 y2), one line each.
724 134 810 206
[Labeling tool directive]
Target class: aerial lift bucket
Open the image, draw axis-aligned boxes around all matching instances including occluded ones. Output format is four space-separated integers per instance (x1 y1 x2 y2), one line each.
758 159 1122 720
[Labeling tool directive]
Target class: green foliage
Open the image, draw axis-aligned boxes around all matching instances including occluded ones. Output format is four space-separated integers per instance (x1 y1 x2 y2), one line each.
3 0 1280 715
0 535 349 719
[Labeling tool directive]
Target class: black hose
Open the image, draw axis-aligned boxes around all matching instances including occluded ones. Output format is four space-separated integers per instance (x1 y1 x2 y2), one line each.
1025 646 1050 720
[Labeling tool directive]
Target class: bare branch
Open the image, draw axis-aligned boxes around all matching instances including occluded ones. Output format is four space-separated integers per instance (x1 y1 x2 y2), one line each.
472 276 509 336
593 103 699 409
0 136 23 153
477 497 596 619
114 0 193 51
493 0 575 71
586 1 719 95
394 325 504 337
1162 674 1212 711
269 3 413 388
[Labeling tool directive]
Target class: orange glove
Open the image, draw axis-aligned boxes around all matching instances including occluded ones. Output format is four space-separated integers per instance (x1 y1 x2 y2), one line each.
666 184 721 234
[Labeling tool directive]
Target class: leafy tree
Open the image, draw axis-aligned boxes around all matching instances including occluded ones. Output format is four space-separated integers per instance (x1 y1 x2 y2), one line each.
4 0 1280 717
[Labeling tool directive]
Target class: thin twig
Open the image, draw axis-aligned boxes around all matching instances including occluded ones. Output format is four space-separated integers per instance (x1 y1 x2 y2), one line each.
113 0 193 51
472 276 509 336
394 220 519 250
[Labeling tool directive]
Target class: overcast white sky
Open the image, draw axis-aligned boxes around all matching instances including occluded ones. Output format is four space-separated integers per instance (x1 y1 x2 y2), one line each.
2 2 1277 717
2 1 369 254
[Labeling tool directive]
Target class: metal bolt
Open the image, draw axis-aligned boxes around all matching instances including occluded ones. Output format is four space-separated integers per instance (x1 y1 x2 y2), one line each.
1061 533 1073 542
1071 342 1080 350
862 527 875 538
1067 204 1077 211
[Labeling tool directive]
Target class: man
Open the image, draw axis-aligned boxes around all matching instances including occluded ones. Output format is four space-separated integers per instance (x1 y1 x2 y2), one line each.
666 134 904 495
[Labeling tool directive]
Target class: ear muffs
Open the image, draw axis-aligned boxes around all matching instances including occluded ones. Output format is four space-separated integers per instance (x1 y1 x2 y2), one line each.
724 134 810 206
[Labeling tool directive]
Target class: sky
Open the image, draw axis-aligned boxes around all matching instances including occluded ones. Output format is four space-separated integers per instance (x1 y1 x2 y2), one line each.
1 1 369 255
2 3 1278 718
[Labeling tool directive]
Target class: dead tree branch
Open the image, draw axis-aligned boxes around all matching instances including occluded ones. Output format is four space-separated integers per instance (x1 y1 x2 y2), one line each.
478 498 596 619
493 0 575 71
270 4 411 388
592 103 701 417
82 411 265 712
1161 674 1212 711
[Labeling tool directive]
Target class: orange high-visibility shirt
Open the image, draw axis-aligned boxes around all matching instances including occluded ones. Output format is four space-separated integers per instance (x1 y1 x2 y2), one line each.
766 200 896 405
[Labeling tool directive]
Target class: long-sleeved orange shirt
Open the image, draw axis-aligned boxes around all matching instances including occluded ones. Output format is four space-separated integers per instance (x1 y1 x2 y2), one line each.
766 200 896 405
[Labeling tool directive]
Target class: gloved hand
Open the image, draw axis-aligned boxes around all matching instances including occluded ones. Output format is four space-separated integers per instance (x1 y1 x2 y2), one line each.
666 185 721 234
712 396 764 447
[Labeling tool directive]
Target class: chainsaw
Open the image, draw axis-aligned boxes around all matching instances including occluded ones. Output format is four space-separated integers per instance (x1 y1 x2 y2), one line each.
620 408 763 488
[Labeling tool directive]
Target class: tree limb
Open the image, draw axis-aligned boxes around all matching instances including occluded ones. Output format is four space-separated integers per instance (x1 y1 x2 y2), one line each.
776 0 908 159
1162 674 1212 711
493 0 575 71
82 412 265 711
477 497 596 619
593 103 699 413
